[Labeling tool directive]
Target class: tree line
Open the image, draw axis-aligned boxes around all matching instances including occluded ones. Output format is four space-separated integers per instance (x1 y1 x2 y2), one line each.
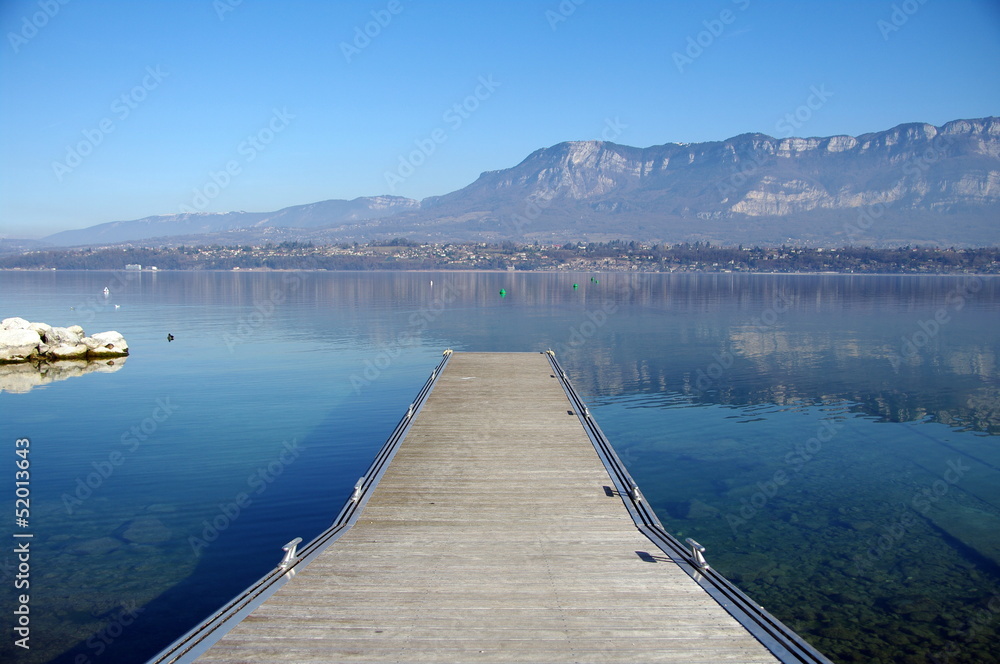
1 241 997 273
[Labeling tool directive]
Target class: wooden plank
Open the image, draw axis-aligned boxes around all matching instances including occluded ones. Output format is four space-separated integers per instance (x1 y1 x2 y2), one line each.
196 352 780 663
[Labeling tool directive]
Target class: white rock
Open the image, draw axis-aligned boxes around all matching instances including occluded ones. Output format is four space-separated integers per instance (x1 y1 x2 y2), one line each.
1 320 128 363
45 326 85 346
1 317 31 331
0 329 42 362
28 322 52 338
49 343 89 359
85 331 129 357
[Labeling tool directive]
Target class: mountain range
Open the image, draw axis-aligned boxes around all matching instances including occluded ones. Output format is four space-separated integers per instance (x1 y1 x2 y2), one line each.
35 116 1000 248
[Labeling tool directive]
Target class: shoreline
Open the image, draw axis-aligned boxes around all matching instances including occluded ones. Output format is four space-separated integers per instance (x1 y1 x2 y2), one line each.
1 268 997 277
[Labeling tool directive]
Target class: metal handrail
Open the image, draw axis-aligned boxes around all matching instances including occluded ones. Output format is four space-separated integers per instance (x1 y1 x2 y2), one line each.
544 349 832 664
685 537 709 570
147 349 453 664
279 537 302 570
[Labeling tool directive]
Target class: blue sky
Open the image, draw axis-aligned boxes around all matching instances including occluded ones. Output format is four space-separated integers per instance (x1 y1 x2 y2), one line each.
1 0 998 238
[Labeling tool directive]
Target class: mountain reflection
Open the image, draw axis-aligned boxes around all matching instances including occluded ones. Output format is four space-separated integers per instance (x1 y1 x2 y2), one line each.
200 269 998 433
10 270 992 431
521 273 999 434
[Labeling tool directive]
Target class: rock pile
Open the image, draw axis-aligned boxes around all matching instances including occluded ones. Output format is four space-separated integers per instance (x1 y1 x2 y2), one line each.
0 317 129 363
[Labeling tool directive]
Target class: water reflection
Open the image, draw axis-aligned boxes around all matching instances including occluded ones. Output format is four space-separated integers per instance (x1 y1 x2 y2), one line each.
0 357 127 394
1 270 997 664
537 274 999 435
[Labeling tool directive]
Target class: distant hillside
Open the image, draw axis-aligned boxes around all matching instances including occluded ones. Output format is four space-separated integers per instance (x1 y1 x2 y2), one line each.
43 196 419 246
37 117 1000 248
0 237 52 255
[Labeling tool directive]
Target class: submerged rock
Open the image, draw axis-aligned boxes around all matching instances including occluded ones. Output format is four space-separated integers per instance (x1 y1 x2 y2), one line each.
70 537 122 556
686 498 722 519
121 517 172 544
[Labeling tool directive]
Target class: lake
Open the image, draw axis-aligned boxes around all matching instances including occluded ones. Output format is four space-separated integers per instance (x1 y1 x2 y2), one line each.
1 269 998 664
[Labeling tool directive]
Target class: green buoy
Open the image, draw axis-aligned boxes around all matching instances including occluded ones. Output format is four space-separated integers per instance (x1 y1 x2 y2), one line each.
499 288 506 298
573 283 578 290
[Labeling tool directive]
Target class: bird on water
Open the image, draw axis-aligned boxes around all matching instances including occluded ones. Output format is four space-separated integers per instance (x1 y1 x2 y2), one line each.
167 334 174 342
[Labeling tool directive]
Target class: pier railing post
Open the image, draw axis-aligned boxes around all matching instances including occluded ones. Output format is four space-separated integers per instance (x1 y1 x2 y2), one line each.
685 538 710 570
630 483 643 503
279 537 303 570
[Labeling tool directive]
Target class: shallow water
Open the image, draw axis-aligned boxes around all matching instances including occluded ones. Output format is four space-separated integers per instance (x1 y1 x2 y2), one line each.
1 270 997 663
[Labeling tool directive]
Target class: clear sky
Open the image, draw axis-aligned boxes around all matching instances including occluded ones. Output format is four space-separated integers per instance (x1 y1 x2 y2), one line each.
1 0 998 238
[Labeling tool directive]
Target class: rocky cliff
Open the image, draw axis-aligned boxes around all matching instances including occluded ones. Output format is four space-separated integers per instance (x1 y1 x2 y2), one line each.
393 117 999 246
38 117 1000 248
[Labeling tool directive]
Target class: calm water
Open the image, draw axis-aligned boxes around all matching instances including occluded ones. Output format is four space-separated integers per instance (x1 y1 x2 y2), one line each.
1 270 998 664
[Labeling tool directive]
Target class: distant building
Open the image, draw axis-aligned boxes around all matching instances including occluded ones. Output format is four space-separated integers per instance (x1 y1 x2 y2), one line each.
125 264 142 271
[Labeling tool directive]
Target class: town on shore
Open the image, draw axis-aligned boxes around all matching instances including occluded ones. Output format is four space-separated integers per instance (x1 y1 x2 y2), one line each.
2 240 999 274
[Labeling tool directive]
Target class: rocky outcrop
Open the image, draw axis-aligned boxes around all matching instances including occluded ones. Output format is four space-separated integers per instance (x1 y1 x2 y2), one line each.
0 318 128 363
391 116 1000 246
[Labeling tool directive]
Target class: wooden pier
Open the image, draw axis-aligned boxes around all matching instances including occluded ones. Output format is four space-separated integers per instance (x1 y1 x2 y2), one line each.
154 351 829 663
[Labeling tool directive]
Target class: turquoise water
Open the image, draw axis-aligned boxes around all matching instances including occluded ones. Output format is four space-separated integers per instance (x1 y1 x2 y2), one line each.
1 270 998 663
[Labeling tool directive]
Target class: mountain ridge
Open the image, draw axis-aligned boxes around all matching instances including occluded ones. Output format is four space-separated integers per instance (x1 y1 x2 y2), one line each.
35 116 1000 248
42 195 420 246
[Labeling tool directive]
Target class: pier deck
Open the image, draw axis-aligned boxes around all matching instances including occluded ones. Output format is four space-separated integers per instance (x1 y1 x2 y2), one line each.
164 352 825 663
